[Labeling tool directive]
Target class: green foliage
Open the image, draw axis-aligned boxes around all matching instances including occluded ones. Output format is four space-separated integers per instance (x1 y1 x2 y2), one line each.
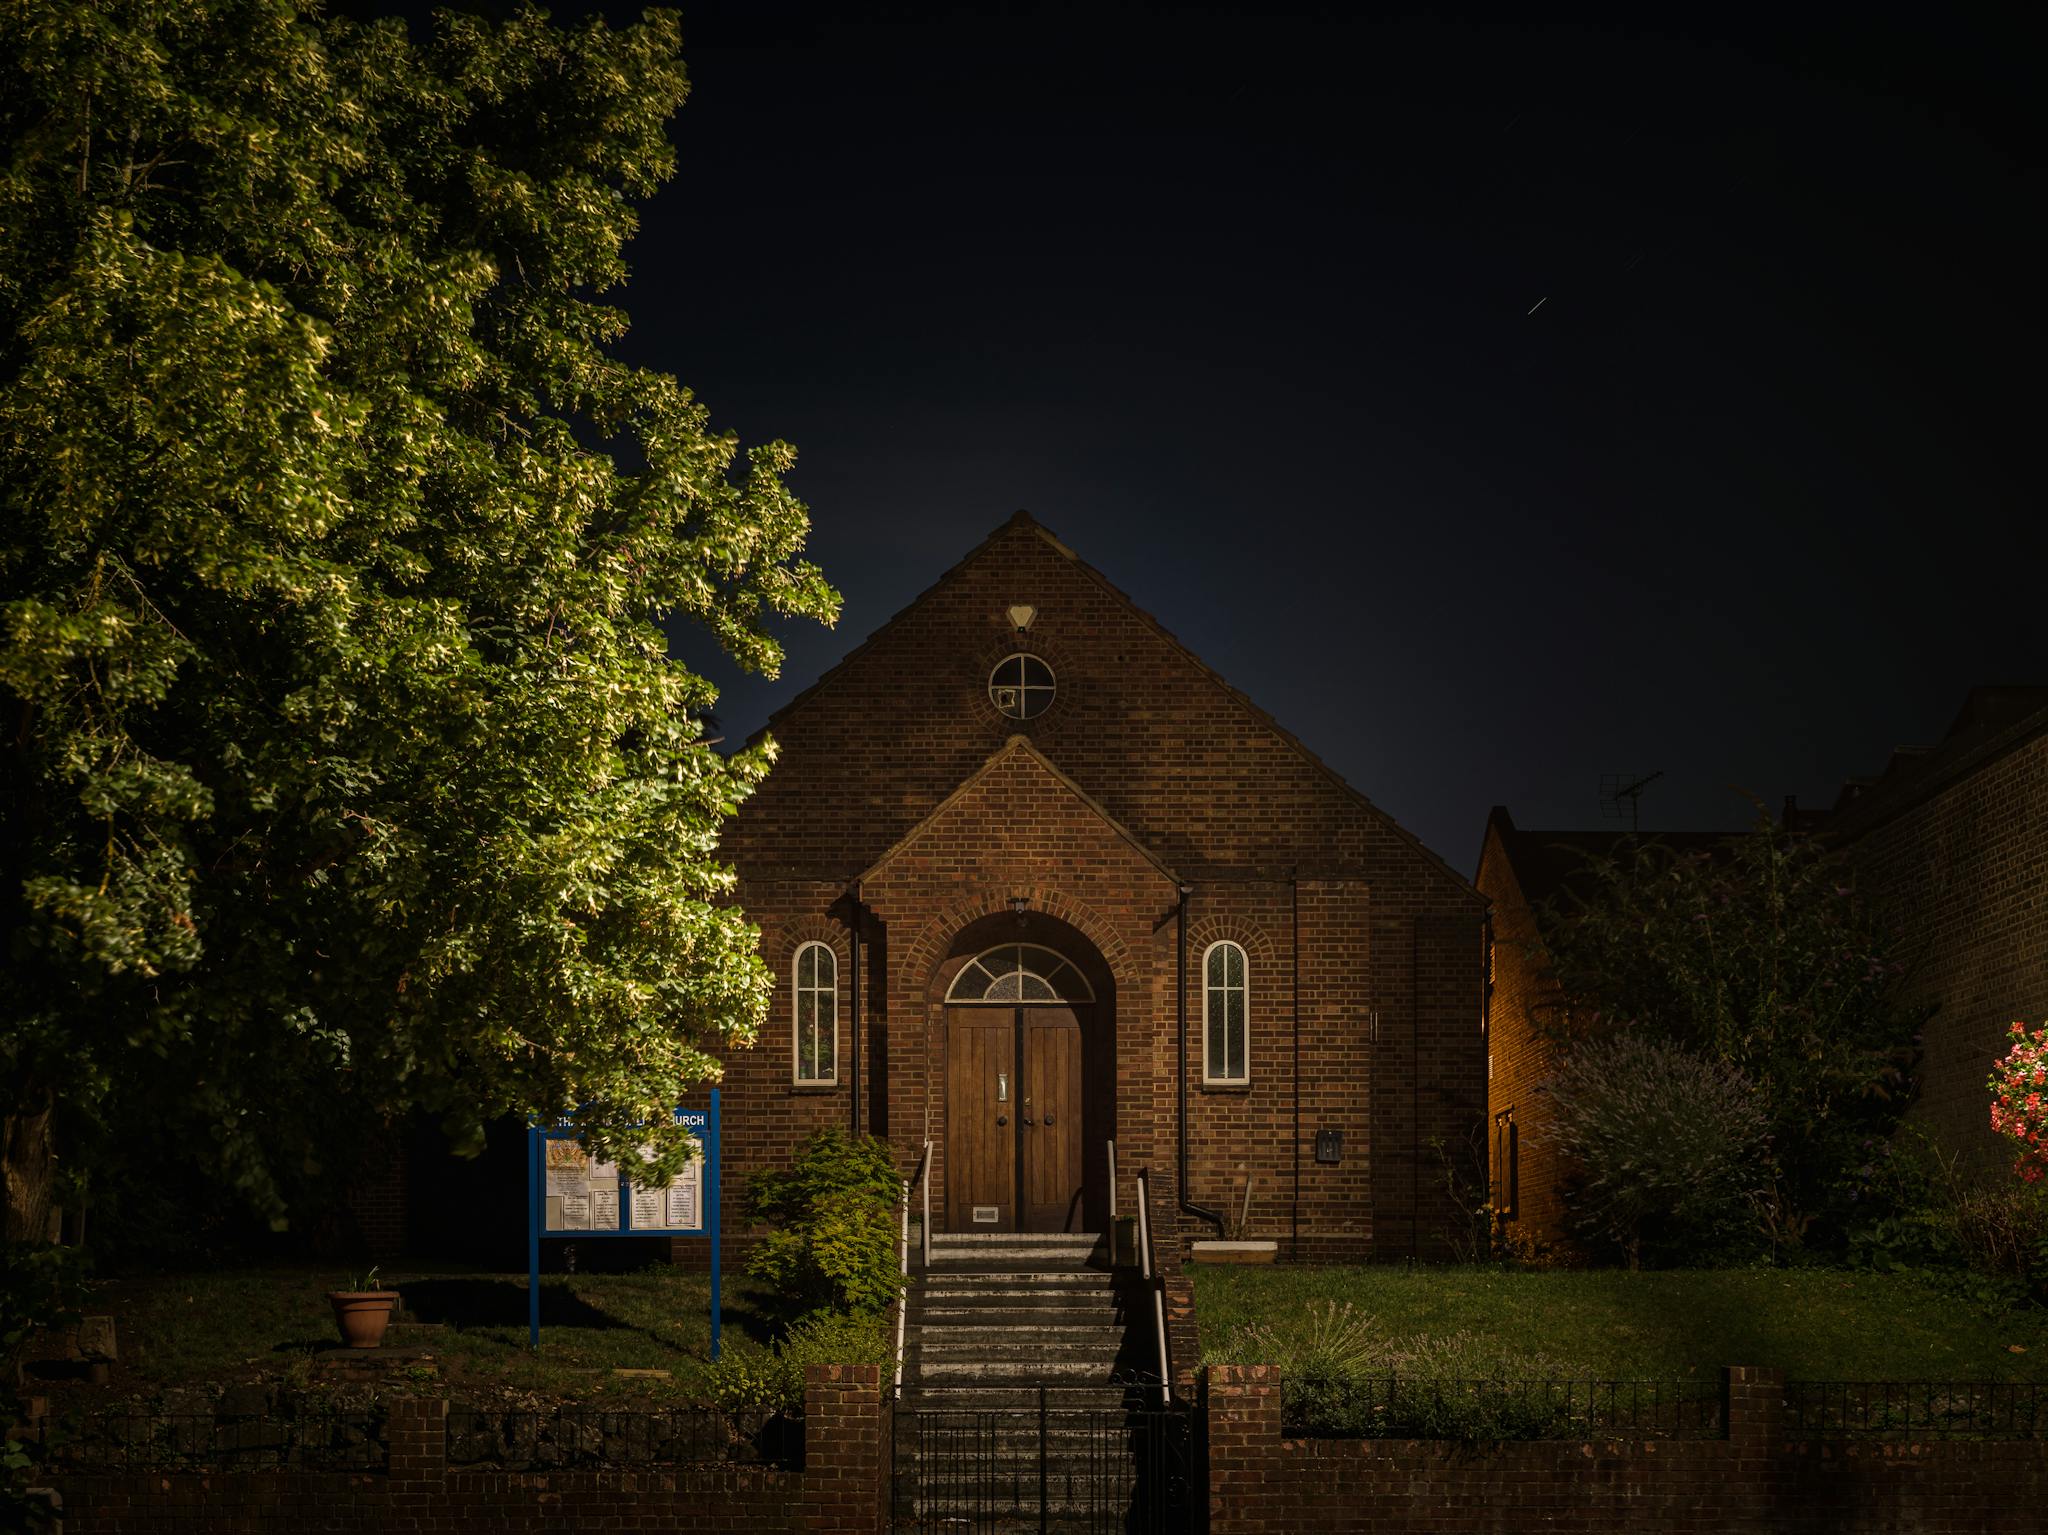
744 1129 902 1318
1535 816 1924 1251
1221 1300 1583 1437
707 1309 891 1421
0 1 837 1227
1846 1128 2048 1310
1196 1262 2048 1384
2 1243 87 1524
1542 1033 1772 1267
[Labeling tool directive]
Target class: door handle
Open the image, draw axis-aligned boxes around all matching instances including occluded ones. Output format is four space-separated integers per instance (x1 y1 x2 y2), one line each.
996 1114 1008 1126
1043 1112 1056 1125
1022 1115 1036 1126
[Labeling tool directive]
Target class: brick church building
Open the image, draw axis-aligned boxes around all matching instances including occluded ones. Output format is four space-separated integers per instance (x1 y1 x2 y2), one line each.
713 511 1488 1267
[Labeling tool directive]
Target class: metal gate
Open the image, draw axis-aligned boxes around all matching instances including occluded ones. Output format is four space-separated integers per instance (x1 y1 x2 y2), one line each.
895 1389 1197 1535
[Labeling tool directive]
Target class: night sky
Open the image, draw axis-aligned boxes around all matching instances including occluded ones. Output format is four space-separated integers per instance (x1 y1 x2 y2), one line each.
433 2 2039 869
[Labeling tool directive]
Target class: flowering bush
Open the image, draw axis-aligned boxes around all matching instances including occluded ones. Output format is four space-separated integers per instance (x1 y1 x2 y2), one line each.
1988 1023 2048 1182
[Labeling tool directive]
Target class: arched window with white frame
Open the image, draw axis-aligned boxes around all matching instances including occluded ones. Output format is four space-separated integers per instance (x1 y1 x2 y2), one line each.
1203 939 1249 1084
793 941 838 1085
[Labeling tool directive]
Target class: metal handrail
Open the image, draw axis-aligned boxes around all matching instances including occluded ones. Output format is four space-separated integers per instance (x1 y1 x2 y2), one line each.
919 1138 932 1269
1108 1139 1118 1224
895 1140 933 1392
1135 1168 1171 1405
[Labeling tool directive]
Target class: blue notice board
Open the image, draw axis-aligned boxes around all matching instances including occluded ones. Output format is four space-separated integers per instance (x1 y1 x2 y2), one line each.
526 1090 721 1356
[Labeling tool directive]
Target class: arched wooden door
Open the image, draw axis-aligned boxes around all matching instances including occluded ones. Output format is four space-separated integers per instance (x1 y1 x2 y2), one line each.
945 1005 1085 1233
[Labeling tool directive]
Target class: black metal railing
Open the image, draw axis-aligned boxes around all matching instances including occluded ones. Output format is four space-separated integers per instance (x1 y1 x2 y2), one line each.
38 1409 388 1472
1133 1167 1171 1406
1281 1375 1725 1441
445 1404 800 1470
1783 1380 2047 1440
896 1388 1196 1535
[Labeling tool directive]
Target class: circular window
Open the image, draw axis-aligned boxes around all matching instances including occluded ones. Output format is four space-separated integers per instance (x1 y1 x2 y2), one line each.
988 654 1055 720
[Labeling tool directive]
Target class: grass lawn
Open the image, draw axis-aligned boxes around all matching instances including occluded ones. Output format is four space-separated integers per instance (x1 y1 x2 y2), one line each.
1193 1265 2048 1382
48 1262 782 1408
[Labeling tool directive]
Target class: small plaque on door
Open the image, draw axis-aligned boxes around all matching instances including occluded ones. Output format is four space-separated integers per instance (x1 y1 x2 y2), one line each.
972 1205 1000 1224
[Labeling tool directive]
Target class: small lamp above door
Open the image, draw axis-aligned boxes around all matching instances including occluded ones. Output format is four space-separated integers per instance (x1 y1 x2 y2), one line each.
1007 604 1036 634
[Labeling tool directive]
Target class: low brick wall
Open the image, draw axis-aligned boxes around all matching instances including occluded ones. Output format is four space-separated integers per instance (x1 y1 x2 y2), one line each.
47 1367 884 1535
1207 1364 2048 1534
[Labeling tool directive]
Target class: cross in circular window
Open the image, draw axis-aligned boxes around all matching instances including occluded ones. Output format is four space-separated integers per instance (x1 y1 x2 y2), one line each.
988 654 1055 720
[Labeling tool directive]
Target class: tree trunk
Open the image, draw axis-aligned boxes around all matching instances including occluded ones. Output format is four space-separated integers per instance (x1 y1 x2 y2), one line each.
3 1089 58 1244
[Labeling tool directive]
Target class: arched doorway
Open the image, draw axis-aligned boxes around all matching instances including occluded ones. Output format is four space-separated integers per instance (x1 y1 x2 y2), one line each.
936 919 1114 1234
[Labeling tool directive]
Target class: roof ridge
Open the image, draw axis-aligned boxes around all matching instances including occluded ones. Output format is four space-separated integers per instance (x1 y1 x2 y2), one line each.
757 509 1480 902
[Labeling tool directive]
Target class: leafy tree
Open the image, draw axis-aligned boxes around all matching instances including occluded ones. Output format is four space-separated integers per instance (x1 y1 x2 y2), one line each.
0 0 837 1242
1534 816 1922 1250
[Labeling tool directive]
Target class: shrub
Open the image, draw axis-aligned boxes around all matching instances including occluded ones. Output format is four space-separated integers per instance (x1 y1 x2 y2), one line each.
708 1309 892 1422
3 1243 86 1528
1540 1032 1770 1267
1220 1302 1581 1437
744 1128 902 1319
1535 818 1924 1248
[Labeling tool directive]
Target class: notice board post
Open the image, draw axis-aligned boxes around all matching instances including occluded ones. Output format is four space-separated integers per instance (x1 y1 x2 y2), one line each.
527 1088 721 1356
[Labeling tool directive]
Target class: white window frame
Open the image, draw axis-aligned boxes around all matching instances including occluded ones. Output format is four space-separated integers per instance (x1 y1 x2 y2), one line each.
792 940 838 1086
1201 939 1250 1086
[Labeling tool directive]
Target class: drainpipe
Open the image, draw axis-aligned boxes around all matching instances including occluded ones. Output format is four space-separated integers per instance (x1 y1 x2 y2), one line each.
1177 884 1226 1238
849 880 862 1139
1291 872 1300 1262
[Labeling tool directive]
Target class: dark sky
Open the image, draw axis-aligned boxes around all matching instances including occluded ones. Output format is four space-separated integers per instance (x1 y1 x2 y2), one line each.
429 2 2040 869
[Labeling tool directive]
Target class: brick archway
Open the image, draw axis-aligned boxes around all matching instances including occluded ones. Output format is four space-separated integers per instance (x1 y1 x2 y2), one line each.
914 899 1122 1234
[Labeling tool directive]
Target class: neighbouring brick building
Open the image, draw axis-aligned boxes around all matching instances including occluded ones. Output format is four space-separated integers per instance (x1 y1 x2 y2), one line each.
1474 809 1730 1248
713 511 1488 1266
1819 686 2048 1175
1478 686 2048 1249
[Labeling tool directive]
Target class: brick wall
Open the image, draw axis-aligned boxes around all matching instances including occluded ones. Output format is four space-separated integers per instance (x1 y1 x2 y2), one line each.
1475 817 1570 1247
342 1121 408 1260
1828 724 2048 1175
1206 1364 2048 1534
49 1371 887 1535
718 513 1487 1269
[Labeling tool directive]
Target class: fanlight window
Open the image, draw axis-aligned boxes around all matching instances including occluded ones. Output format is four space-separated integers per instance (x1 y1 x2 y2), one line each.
946 943 1095 1003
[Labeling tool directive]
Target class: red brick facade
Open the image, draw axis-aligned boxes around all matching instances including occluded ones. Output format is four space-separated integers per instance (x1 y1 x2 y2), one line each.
715 512 1488 1265
1476 812 1736 1251
1473 809 1568 1244
1822 689 2048 1175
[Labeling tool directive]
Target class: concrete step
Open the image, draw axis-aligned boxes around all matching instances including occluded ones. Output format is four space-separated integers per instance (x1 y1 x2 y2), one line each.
896 1385 1150 1412
915 1356 1125 1380
920 1269 1116 1287
917 1318 1130 1342
926 1253 1110 1270
930 1232 1104 1245
909 1334 1125 1358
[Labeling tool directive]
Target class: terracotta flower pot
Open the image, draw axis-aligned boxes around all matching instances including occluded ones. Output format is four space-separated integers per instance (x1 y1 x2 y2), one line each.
327 1290 400 1349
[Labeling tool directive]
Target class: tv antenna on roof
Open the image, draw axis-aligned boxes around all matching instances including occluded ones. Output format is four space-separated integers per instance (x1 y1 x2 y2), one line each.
1599 770 1663 834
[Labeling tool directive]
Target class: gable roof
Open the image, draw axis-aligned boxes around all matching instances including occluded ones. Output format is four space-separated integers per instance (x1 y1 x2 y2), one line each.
763 509 1482 903
1825 686 2048 836
859 734 1182 888
1479 805 1735 917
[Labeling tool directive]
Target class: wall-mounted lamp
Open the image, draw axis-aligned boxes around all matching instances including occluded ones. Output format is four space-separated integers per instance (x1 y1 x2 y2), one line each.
1007 604 1037 634
1009 894 1030 928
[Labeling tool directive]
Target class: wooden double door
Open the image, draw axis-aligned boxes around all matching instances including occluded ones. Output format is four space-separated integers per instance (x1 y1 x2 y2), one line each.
946 1006 1085 1233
